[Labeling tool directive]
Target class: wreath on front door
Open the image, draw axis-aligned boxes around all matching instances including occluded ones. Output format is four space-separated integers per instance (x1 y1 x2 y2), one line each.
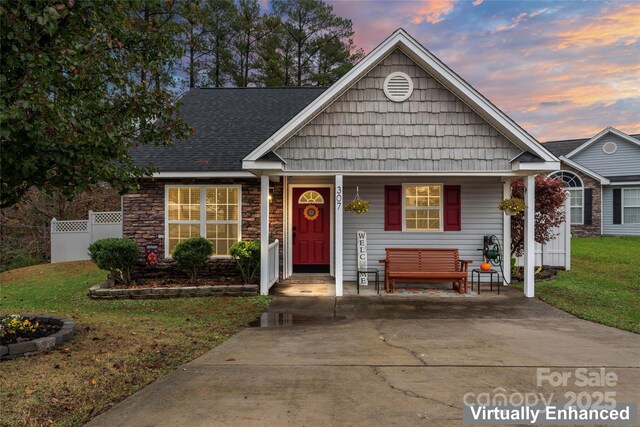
303 205 320 221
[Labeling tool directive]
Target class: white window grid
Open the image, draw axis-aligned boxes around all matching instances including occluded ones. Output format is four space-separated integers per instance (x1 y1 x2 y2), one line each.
622 188 640 224
165 185 242 257
402 184 443 232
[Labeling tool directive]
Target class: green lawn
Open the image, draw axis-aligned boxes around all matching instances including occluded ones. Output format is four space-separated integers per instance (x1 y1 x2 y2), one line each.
522 236 639 333
0 262 269 426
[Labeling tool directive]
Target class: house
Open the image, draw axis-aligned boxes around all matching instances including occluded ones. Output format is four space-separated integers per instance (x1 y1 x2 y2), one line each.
542 128 640 237
126 29 561 297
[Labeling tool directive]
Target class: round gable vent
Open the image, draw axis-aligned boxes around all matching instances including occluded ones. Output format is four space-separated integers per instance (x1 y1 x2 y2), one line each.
602 141 617 155
383 72 413 102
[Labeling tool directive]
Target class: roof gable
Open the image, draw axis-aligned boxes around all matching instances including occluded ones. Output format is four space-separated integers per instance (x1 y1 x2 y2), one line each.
565 127 640 158
273 49 522 173
243 28 557 164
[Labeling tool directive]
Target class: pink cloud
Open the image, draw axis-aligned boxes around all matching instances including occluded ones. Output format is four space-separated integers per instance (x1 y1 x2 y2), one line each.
494 8 547 32
552 4 640 49
410 0 457 24
472 0 483 5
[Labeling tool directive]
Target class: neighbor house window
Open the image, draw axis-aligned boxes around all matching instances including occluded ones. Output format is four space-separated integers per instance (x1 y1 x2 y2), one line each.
166 186 241 256
623 188 640 224
403 184 442 231
549 171 583 225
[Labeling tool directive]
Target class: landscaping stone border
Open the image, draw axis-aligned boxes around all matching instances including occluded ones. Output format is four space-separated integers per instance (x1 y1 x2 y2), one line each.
88 280 258 300
0 315 76 360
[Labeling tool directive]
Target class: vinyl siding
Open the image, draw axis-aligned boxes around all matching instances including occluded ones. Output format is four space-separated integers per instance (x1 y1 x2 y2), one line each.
602 186 640 236
571 134 640 177
342 176 505 281
276 49 521 172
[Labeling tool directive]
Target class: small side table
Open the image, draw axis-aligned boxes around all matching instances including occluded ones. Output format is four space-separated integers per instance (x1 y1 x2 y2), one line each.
357 269 380 294
471 269 500 295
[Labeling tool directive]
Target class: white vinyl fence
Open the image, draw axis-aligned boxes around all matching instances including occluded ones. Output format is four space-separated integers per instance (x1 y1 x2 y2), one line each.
50 211 123 263
517 196 571 269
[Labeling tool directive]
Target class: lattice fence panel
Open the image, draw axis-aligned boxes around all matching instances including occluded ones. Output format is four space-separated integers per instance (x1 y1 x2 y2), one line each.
51 221 88 233
93 212 122 224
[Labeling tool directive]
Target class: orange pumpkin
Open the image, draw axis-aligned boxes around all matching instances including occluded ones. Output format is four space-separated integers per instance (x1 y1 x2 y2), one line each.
480 260 491 271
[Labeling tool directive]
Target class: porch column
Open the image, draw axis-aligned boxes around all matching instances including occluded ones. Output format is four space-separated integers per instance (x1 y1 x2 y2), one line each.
260 174 269 295
523 175 536 297
502 179 511 286
335 175 343 296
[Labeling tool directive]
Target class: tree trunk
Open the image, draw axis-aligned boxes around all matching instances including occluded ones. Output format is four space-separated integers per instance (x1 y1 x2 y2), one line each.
189 24 195 88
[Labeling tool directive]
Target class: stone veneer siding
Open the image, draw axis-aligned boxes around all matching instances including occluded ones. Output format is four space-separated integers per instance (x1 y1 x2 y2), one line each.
123 178 283 279
560 164 601 237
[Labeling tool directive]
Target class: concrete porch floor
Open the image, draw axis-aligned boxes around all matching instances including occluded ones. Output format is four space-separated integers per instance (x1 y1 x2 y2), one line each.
271 275 505 298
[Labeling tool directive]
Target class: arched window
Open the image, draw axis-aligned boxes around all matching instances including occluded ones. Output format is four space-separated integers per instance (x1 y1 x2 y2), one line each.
549 171 584 225
298 190 325 204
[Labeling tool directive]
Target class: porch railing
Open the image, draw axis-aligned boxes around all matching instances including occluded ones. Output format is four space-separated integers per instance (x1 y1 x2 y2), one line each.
267 239 279 289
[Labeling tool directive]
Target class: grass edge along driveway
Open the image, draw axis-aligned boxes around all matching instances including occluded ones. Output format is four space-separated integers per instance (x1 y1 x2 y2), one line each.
0 261 269 426
517 236 639 334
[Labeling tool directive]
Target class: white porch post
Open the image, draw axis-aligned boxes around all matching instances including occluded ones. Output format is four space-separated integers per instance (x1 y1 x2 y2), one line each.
260 174 270 295
523 175 536 297
335 175 343 297
502 180 511 286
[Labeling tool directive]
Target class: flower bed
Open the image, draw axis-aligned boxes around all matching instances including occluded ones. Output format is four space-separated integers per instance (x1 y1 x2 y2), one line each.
0 315 76 360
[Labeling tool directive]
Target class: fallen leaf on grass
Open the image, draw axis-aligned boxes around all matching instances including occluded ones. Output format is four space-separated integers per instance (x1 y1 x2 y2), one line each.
90 379 97 386
24 388 37 396
225 357 236 362
51 398 60 403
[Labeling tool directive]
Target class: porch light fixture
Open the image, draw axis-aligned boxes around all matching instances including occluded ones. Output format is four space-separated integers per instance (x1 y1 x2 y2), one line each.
268 186 274 202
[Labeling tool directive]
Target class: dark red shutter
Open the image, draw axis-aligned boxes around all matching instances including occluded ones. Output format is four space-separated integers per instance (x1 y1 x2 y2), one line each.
443 185 461 231
385 185 402 231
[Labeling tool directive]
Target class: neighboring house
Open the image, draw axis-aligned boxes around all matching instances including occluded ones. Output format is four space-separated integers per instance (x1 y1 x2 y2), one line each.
127 29 561 297
543 128 640 237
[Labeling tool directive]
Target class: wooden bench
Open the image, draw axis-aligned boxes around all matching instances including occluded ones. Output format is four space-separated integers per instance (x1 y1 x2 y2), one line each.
379 248 472 294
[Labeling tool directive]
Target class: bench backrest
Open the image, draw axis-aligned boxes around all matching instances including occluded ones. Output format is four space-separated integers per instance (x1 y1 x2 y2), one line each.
385 248 459 272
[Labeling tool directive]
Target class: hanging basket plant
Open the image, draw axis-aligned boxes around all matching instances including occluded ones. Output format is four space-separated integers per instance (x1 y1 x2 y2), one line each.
344 186 371 214
498 197 526 215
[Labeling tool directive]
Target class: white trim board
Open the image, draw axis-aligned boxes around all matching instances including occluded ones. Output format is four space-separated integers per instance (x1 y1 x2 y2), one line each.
243 28 558 164
565 127 640 159
153 171 255 178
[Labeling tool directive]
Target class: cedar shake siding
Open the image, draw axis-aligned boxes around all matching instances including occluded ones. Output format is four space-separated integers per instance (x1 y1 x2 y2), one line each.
123 178 283 279
560 164 602 237
275 49 522 172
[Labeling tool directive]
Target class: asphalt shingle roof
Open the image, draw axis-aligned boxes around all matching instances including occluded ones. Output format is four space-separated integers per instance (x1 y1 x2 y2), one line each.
542 133 640 157
131 87 326 171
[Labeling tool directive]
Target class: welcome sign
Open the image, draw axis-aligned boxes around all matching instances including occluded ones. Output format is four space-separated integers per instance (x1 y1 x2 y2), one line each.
357 230 368 286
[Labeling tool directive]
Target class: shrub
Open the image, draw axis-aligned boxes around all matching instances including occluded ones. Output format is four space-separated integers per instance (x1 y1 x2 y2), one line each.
88 238 139 284
172 237 213 283
229 240 261 284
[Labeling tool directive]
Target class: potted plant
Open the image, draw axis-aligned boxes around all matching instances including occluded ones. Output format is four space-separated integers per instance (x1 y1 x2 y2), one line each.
344 187 371 214
498 197 526 215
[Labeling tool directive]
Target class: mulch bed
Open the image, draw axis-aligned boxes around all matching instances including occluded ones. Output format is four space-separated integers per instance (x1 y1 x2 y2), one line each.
511 265 563 282
0 319 62 346
112 277 245 289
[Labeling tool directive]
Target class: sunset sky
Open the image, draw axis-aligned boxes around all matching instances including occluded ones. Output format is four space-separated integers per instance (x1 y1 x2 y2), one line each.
316 0 639 141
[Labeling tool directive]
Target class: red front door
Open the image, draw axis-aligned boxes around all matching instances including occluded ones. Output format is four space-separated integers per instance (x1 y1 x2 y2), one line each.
292 188 331 273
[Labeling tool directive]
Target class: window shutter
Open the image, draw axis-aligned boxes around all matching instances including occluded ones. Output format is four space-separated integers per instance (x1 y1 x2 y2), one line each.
385 185 402 231
613 189 622 225
583 188 593 225
443 185 461 231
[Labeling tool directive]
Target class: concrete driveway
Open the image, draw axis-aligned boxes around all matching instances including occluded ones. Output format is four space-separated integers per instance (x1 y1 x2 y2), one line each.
88 288 640 426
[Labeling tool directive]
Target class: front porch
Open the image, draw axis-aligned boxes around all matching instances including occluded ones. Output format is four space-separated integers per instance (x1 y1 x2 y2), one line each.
259 174 539 298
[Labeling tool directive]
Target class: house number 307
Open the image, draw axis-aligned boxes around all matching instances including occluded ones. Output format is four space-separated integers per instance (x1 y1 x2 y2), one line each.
336 186 342 210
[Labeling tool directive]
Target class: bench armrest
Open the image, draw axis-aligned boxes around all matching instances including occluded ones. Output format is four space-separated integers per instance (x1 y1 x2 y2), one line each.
459 260 472 272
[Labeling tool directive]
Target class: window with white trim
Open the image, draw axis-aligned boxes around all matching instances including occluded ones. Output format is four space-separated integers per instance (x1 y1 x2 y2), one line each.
166 186 241 255
403 184 442 231
549 171 584 225
623 188 640 224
